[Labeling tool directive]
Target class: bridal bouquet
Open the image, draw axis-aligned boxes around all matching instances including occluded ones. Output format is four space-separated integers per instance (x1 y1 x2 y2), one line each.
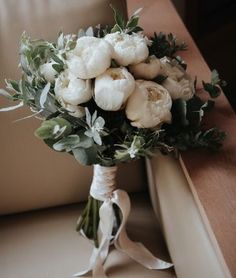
1 6 226 277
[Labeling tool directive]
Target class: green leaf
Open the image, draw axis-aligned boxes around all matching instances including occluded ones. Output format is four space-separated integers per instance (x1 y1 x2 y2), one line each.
53 134 80 151
77 133 93 149
72 148 89 165
52 63 64 73
50 53 64 66
35 117 72 140
202 81 221 98
111 24 122 33
110 5 126 30
126 16 139 28
72 146 98 165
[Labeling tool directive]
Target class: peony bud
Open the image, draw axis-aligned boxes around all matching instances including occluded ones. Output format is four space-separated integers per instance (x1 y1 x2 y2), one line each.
94 67 135 111
66 36 113 79
126 80 172 128
129 55 161 80
160 57 185 80
160 57 194 100
162 77 194 101
104 32 149 66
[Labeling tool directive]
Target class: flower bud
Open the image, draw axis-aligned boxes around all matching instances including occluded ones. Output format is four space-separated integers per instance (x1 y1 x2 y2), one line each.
160 57 194 100
129 55 161 80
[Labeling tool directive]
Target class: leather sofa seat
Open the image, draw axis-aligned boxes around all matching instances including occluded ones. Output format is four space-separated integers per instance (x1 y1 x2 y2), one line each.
0 193 174 278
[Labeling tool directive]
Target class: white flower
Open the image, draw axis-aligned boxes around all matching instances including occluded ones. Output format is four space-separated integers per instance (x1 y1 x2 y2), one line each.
160 57 194 100
126 80 172 128
94 67 135 111
39 61 57 82
84 108 105 145
129 55 161 80
66 36 113 79
55 70 92 105
115 135 144 161
160 57 185 80
104 32 149 66
162 77 194 101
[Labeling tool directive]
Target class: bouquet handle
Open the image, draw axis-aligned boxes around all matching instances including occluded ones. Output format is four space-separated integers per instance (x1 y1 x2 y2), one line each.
74 165 173 277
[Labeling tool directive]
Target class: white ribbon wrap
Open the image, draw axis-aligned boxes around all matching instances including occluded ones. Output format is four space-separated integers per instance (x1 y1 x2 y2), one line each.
74 165 173 277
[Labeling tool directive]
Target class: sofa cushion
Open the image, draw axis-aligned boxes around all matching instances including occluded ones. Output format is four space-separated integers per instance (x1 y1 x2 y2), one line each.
0 0 147 215
0 192 174 277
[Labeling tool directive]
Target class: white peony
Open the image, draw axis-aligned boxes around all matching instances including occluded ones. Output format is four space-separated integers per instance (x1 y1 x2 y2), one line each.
129 55 161 80
162 77 194 101
160 57 194 100
94 67 135 111
126 80 172 128
104 32 149 66
55 70 92 105
160 57 185 80
39 61 57 82
66 36 113 79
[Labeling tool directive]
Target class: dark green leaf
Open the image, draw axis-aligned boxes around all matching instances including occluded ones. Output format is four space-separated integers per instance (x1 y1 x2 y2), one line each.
52 63 64 73
202 81 221 98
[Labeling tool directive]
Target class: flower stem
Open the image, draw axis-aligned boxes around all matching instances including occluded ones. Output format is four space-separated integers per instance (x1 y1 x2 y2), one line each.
76 195 120 248
93 197 99 248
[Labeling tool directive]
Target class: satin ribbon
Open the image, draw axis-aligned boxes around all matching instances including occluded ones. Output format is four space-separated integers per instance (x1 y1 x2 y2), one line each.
74 165 173 277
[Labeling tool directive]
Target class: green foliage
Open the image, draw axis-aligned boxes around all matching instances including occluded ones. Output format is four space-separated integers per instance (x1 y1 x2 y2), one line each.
202 69 227 98
35 117 72 140
110 5 143 34
163 96 225 152
149 32 187 58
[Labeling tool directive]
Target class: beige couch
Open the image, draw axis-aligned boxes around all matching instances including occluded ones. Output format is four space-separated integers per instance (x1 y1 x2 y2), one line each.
0 1 231 277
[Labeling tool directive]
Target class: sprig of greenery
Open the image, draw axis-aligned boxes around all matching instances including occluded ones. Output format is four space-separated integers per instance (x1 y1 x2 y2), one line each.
110 5 143 34
202 69 227 98
149 32 187 58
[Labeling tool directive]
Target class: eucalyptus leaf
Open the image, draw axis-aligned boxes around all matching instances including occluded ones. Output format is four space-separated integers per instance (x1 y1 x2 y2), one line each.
72 146 98 165
53 134 80 152
39 82 50 108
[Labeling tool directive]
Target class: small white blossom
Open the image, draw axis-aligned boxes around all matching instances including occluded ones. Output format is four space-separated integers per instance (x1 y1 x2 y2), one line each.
127 145 138 158
104 32 149 66
66 36 113 79
126 80 172 128
84 108 105 145
94 67 135 111
115 136 143 160
129 55 161 80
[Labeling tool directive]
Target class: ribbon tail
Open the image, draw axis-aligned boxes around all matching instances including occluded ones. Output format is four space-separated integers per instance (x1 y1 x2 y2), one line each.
113 189 173 270
115 229 173 269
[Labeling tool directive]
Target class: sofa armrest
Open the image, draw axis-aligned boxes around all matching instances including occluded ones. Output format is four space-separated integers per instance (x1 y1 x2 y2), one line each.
127 0 236 276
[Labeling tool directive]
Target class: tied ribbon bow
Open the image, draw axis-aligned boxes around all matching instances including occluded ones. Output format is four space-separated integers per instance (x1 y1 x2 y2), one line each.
74 165 173 278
